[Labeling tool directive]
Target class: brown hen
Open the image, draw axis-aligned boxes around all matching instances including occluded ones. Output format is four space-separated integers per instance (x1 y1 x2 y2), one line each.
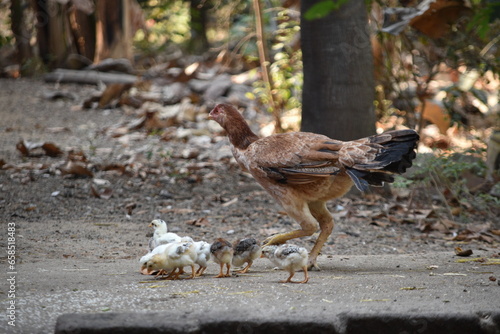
208 104 419 269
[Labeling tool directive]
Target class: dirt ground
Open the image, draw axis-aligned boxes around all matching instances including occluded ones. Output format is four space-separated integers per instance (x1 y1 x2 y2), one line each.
1 78 498 284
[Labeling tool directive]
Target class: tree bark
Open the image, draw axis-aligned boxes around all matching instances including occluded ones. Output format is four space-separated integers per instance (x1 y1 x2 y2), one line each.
94 0 133 63
10 0 32 64
301 0 376 140
188 0 209 54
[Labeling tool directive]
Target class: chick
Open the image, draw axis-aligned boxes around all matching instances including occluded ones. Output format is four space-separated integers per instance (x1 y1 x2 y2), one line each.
166 241 197 279
139 243 170 275
145 250 177 279
148 219 181 250
210 238 234 278
146 241 197 279
261 244 309 284
193 241 211 276
232 238 262 274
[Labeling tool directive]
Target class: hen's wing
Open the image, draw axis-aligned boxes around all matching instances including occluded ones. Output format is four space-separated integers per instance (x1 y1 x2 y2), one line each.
243 132 345 185
243 130 418 191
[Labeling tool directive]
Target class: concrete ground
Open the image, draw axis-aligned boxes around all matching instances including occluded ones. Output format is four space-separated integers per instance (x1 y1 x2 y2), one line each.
1 251 500 333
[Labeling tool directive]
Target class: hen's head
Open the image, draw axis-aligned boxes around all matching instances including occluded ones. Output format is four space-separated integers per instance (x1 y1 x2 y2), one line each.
208 104 241 128
208 104 259 149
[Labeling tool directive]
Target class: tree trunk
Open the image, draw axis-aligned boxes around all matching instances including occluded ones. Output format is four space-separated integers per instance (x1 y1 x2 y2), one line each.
187 0 209 54
10 0 32 64
94 0 133 63
33 0 80 69
301 0 376 140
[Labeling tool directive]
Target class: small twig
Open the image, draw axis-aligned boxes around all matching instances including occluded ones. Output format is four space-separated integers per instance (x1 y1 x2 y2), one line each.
428 170 454 219
252 0 283 132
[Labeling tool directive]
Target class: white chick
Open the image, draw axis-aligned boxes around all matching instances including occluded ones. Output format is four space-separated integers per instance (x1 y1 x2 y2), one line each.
193 241 211 276
166 241 197 279
210 238 234 278
261 244 309 284
180 236 194 243
232 238 262 274
148 219 181 250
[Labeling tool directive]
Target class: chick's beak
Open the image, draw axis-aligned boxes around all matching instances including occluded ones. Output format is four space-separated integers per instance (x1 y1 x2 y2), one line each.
148 223 153 228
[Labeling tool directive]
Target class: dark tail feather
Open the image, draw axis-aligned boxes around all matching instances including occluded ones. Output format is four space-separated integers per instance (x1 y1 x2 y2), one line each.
348 129 419 191
346 169 395 192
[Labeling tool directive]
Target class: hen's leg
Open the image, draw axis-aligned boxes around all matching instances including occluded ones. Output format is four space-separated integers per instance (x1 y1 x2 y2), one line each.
263 201 318 246
307 201 334 270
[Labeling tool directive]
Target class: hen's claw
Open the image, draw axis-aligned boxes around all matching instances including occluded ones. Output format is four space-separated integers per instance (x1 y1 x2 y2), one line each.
307 259 321 271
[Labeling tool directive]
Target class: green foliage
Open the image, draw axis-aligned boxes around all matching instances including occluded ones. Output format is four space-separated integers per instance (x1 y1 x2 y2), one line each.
401 149 499 219
374 0 499 130
0 35 13 48
249 8 303 117
392 175 414 188
466 1 500 39
134 0 191 53
303 0 350 20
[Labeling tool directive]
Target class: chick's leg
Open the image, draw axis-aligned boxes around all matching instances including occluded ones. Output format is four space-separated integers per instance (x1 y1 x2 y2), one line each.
195 265 203 276
280 271 295 284
215 263 225 278
263 201 318 246
170 268 183 280
187 265 196 279
297 266 309 284
236 261 252 274
196 266 207 277
307 201 334 270
224 263 231 277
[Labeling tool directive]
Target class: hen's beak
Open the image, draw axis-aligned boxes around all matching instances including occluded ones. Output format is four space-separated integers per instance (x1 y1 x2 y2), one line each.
207 111 214 120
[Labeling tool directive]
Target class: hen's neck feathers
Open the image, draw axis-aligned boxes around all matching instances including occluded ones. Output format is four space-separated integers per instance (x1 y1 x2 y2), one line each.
225 111 259 150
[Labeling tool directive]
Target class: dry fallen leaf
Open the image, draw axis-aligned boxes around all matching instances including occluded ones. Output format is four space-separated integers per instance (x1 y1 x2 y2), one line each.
16 140 63 157
99 83 133 108
454 247 473 257
186 217 210 227
60 160 94 177
90 184 113 199
42 142 64 157
125 202 137 215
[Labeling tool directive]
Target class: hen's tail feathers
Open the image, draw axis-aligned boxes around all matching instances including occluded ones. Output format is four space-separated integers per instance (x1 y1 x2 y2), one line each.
348 129 419 192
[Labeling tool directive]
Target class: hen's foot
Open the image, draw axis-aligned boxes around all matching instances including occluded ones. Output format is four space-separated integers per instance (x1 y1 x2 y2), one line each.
307 259 321 271
262 235 287 246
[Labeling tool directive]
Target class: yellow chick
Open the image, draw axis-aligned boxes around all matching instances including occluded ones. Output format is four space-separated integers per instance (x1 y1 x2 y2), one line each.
232 238 262 274
146 241 197 279
139 243 170 275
